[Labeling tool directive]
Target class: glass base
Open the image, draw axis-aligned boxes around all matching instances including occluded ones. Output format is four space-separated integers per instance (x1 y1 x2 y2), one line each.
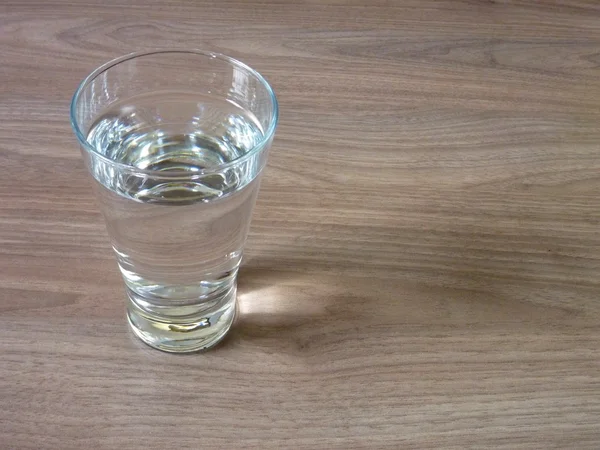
126 284 236 353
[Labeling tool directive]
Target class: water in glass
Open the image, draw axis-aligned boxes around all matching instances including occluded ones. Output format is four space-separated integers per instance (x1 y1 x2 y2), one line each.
85 91 264 351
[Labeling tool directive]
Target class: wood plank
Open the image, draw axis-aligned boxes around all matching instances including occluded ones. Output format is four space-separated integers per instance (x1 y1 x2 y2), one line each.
1 1 599 448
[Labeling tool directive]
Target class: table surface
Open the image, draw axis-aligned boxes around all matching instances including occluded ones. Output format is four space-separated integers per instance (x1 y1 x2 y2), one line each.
2 1 600 448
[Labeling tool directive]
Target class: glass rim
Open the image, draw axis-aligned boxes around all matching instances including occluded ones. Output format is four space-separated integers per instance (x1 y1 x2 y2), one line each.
70 49 279 177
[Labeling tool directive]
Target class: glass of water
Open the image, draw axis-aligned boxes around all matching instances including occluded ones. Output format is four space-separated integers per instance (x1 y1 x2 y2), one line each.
70 50 278 352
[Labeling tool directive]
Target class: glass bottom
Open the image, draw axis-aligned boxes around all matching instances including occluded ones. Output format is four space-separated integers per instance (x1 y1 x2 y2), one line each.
126 284 237 353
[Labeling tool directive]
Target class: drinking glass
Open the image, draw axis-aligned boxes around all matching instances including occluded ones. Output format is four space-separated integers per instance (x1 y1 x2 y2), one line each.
70 50 278 352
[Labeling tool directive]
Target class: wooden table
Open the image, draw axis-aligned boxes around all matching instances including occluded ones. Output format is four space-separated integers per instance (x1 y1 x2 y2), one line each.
2 1 600 448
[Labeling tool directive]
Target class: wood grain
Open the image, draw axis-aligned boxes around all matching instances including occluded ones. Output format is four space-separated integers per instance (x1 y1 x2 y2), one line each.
2 0 600 448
